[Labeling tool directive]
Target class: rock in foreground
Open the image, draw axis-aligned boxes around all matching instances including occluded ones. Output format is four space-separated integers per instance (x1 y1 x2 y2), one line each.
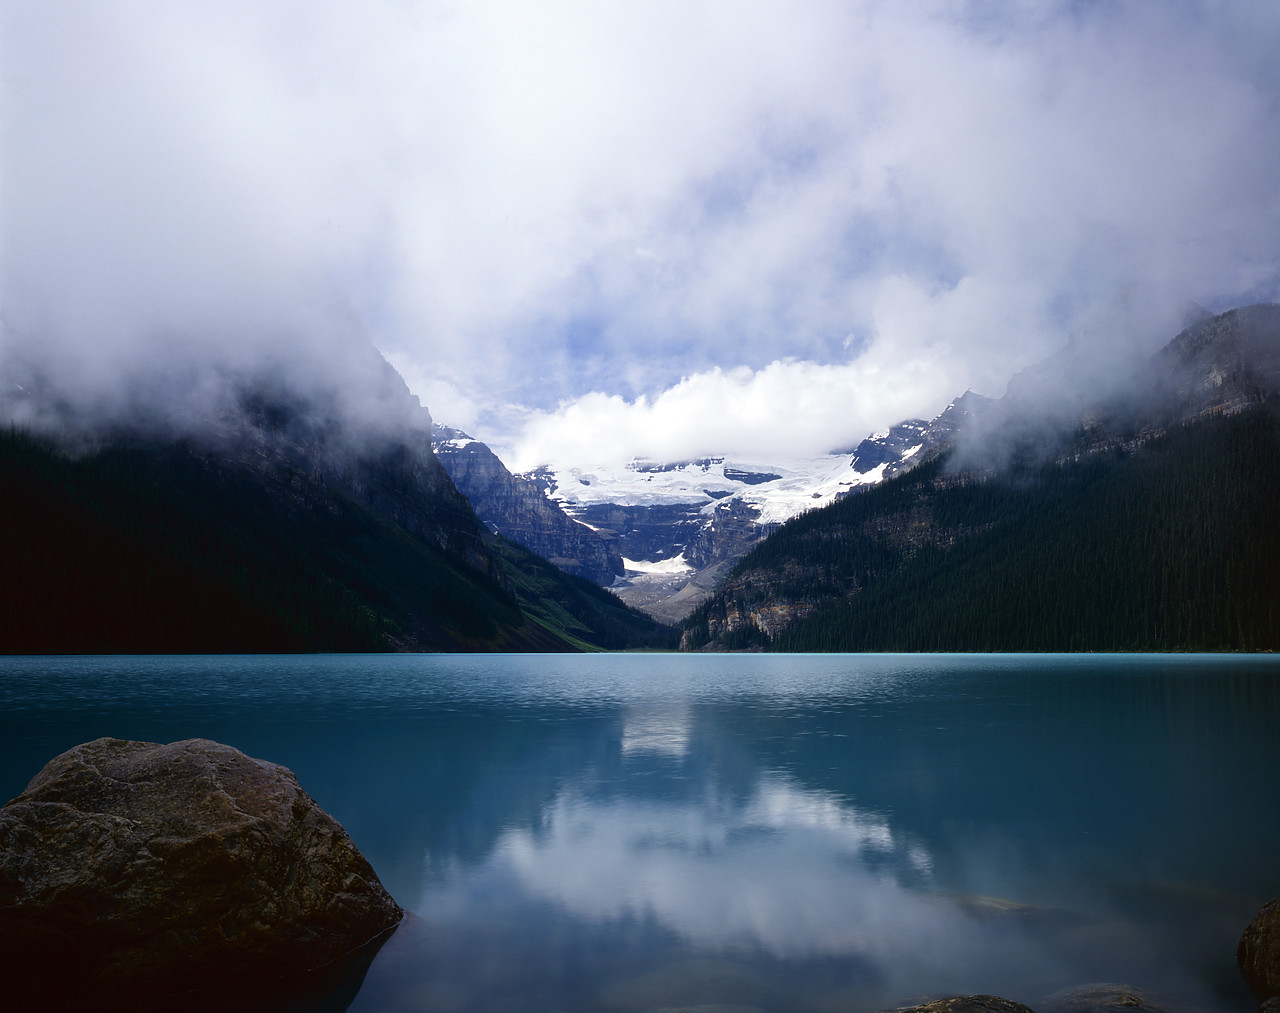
1240 897 1280 1001
0 737 403 1003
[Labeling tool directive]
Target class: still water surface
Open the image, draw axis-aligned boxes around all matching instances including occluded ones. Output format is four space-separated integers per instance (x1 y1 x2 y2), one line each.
1 653 1277 1011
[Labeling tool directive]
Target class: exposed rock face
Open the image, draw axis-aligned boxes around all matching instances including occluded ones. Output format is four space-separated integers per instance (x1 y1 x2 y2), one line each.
680 558 839 650
838 395 983 478
888 996 1036 1013
684 497 767 570
0 737 403 1003
569 500 709 568
834 391 995 482
1157 304 1280 419
432 423 624 585
1239 897 1280 1001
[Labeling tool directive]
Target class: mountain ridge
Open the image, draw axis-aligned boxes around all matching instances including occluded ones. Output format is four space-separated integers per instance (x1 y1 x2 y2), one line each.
0 354 675 653
431 387 996 623
680 303 1280 652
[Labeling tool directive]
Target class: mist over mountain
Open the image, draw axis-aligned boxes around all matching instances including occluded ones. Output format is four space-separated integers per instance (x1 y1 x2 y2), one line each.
0 346 674 653
6 2 1280 477
682 304 1280 652
3 301 1275 655
462 388 995 624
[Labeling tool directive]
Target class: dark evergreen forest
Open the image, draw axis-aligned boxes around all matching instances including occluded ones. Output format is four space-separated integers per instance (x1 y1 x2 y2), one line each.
684 404 1280 652
0 429 675 653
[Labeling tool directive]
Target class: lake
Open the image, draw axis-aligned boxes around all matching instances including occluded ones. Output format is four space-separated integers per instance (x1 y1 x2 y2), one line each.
1 653 1277 1012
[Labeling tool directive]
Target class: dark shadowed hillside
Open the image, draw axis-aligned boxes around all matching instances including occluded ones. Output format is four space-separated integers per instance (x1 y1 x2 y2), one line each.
684 406 1280 652
0 370 675 653
683 306 1280 653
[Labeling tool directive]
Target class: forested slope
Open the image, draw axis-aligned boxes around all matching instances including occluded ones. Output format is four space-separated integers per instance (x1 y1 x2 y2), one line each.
683 404 1280 652
0 429 675 653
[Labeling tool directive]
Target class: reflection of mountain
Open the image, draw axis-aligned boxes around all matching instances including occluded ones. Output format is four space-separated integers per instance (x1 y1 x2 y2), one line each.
329 658 1278 928
402 705 1003 1004
620 705 693 758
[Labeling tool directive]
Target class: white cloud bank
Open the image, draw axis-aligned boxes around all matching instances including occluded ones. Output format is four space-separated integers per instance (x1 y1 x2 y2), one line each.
508 356 939 471
3 1 1279 466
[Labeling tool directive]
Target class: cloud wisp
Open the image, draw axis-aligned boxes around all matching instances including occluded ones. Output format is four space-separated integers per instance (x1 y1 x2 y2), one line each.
3 1 1279 465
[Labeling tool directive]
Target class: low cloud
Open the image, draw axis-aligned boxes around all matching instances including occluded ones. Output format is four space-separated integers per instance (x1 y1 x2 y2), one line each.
3 2 1279 465
506 355 964 471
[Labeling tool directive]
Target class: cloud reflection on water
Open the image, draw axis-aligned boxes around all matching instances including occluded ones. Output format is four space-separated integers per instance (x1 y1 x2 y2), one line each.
493 775 949 958
415 734 1086 1002
389 668 1268 1011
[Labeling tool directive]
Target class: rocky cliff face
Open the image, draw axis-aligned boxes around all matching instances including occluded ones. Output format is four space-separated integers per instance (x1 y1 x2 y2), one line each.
684 496 771 570
431 424 624 586
680 551 861 650
568 500 706 564
679 565 835 650
1156 303 1280 417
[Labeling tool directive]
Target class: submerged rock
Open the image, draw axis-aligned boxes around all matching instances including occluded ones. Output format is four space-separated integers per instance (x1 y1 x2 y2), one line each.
1039 983 1183 1013
1240 897 1280 1001
887 998 1036 1013
0 737 403 1005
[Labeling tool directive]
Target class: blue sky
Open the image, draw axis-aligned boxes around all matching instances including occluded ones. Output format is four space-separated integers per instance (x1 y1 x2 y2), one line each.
4 1 1279 469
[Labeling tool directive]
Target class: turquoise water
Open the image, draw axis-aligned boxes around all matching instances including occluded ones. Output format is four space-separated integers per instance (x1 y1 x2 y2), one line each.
1 653 1277 1011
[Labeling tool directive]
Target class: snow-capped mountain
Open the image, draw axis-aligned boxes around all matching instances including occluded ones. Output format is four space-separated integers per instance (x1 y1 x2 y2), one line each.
432 303 1276 625
508 392 994 622
836 390 993 480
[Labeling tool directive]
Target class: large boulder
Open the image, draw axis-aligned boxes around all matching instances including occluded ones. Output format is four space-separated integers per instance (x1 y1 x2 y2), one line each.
0 737 403 1004
1240 897 1280 1001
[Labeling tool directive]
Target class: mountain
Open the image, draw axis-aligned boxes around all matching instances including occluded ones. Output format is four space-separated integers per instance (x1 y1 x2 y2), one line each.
839 390 995 479
0 358 676 653
1155 301 1280 414
430 423 624 586
501 392 993 623
682 304 1280 652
